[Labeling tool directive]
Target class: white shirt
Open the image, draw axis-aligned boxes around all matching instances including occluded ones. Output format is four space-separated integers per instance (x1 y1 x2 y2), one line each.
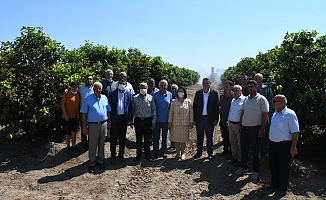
228 95 246 125
269 107 300 142
202 89 210 115
117 91 125 114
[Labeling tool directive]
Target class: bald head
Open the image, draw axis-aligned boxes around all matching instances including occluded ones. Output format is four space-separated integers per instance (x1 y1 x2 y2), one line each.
274 94 287 105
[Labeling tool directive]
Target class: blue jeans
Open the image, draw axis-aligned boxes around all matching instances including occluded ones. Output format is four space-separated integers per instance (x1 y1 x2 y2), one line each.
196 116 214 156
153 122 168 154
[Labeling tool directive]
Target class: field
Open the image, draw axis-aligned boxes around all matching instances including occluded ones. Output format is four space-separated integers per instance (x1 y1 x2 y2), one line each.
0 84 325 199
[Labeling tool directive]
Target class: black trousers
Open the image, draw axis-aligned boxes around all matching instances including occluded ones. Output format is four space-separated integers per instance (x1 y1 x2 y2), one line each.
240 125 262 172
269 141 292 191
134 117 152 157
110 116 127 157
220 122 230 151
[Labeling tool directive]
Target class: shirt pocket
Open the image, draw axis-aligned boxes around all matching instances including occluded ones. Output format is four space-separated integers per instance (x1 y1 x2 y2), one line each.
277 120 286 130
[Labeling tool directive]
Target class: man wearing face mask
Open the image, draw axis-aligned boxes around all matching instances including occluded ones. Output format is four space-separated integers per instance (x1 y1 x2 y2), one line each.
132 83 156 162
116 72 135 96
101 69 117 142
108 77 133 162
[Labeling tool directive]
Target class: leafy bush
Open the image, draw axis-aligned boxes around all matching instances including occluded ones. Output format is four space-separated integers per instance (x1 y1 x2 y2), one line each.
221 30 326 145
0 27 200 136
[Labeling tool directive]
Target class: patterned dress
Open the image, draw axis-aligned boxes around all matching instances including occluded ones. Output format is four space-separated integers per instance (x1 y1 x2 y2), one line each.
168 98 193 143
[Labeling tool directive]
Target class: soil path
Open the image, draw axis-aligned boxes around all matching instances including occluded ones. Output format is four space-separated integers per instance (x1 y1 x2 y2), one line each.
0 84 325 199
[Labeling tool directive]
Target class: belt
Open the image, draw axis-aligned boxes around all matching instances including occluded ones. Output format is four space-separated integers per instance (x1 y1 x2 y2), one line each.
272 140 292 143
229 121 240 124
135 117 151 120
117 114 125 117
242 125 261 129
88 120 106 124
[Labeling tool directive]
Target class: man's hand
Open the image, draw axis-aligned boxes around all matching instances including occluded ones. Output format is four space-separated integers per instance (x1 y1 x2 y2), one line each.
82 126 88 135
258 127 265 137
128 121 133 129
290 145 298 157
64 115 69 121
151 123 156 130
214 120 218 126
107 121 111 129
190 122 194 129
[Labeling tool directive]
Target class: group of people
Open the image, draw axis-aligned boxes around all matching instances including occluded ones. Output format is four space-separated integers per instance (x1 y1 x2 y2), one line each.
61 70 300 197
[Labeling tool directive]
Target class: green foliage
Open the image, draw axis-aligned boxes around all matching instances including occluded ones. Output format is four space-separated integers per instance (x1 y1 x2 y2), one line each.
221 30 326 145
0 27 200 135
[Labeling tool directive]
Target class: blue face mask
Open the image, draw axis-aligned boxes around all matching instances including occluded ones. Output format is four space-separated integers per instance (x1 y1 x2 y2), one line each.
118 84 126 91
107 78 112 82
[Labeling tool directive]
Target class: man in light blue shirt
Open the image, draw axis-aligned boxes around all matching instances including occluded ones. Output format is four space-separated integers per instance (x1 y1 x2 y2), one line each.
152 79 172 159
266 94 299 196
80 82 111 174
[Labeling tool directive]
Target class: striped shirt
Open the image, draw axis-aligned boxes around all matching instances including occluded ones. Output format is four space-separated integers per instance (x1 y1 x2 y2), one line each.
133 94 157 123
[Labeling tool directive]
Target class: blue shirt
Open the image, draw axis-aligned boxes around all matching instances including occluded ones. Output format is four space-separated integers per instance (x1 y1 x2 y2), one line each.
153 91 172 122
79 84 94 108
269 107 300 142
80 94 111 122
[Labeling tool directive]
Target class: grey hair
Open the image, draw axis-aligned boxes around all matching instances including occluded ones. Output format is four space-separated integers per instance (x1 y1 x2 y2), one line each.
139 82 148 88
159 79 168 86
254 73 263 79
105 69 113 73
171 84 178 89
93 82 103 87
234 85 242 90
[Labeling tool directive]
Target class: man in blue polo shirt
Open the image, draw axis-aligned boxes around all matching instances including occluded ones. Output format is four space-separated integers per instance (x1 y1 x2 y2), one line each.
152 79 172 159
81 82 111 174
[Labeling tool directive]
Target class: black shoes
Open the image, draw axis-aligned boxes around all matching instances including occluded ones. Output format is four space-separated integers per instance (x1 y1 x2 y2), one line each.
274 189 286 196
154 153 159 159
208 155 214 160
88 166 95 174
228 158 238 164
193 153 202 159
160 153 167 159
146 156 153 162
265 184 276 190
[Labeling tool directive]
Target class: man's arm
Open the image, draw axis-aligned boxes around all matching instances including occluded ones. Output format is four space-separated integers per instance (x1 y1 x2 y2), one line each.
82 113 88 135
258 112 268 137
290 132 299 156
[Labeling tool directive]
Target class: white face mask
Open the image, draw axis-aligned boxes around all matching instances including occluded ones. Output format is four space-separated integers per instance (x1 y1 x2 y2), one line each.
140 88 147 95
178 92 184 97
107 78 112 82
118 84 126 91
71 91 78 95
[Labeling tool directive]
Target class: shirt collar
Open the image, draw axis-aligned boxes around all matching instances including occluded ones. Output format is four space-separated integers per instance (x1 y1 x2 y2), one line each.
203 89 211 94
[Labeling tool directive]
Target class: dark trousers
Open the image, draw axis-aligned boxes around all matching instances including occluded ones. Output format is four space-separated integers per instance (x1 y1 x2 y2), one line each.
269 141 292 191
196 116 214 156
240 125 262 172
110 116 127 157
220 122 230 151
134 117 152 157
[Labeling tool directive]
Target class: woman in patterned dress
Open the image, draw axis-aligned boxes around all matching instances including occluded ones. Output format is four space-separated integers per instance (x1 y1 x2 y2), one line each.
168 87 194 160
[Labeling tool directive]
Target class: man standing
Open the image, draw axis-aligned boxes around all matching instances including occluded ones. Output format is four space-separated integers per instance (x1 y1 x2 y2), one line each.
241 75 249 96
254 73 274 157
109 77 133 162
147 78 159 95
101 69 117 98
152 79 172 159
117 72 135 95
80 82 111 174
219 80 234 157
168 84 179 150
227 85 246 164
235 80 269 180
266 94 299 196
101 69 117 141
79 74 94 147
133 83 156 162
193 78 219 160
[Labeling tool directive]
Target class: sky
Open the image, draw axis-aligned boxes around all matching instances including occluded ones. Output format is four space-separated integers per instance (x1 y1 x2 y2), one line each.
1 1 326 79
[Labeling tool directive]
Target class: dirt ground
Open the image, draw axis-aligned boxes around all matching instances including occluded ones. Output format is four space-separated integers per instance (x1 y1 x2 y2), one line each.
0 84 325 200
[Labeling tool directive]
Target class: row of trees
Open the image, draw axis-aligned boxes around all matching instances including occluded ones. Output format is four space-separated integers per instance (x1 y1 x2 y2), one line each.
0 26 200 135
221 30 326 145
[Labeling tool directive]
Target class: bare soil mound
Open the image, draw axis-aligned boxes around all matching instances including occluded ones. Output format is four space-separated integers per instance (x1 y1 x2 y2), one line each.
0 84 325 199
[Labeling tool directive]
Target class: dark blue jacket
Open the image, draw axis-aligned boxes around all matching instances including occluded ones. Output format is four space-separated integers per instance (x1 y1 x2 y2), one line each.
108 89 133 124
193 89 219 124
